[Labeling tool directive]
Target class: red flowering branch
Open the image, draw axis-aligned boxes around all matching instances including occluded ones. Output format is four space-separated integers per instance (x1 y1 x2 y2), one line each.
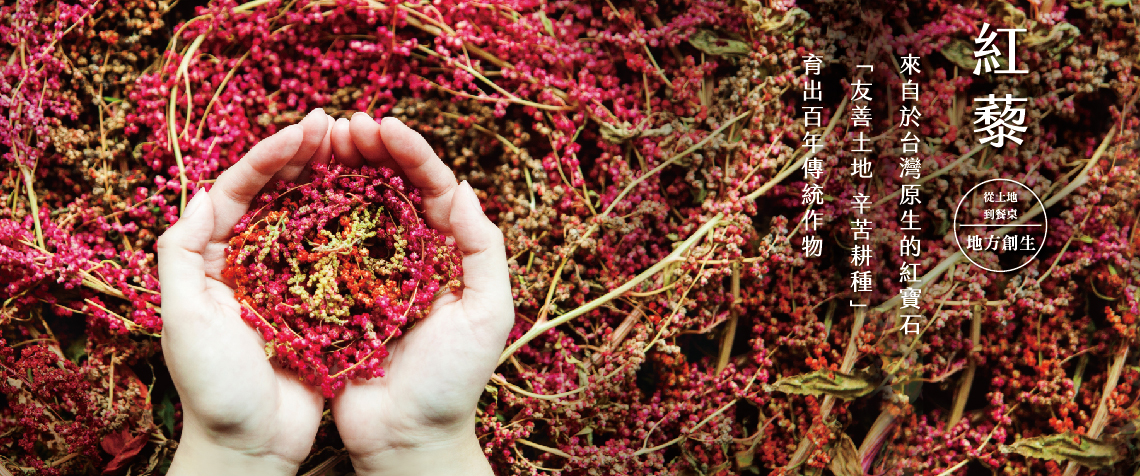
1060 343 1130 476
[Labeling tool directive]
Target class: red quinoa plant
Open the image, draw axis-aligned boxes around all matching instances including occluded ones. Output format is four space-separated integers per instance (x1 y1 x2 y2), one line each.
3 0 1140 474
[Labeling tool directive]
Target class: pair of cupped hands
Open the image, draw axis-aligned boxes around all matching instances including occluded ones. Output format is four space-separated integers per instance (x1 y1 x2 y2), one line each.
156 109 512 475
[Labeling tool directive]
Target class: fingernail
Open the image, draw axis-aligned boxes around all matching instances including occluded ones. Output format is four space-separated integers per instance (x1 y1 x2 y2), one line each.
182 189 207 218
381 116 403 127
459 180 482 207
313 107 326 117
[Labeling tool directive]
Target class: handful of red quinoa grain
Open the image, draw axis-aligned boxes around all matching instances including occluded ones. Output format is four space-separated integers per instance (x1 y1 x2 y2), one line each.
222 163 462 396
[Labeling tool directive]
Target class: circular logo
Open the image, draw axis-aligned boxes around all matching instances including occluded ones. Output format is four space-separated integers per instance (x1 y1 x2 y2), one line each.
952 178 1048 273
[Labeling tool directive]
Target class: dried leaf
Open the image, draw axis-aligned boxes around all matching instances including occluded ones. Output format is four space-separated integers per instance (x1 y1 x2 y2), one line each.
538 11 555 37
828 433 861 476
940 39 1007 73
157 393 176 436
999 432 1122 469
688 30 751 57
735 446 755 468
985 1 1027 28
1023 23 1080 53
64 337 86 364
764 369 876 399
752 8 810 34
101 428 148 475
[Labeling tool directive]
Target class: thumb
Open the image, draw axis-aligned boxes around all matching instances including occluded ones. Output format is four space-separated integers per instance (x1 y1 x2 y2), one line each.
157 189 215 325
448 181 513 340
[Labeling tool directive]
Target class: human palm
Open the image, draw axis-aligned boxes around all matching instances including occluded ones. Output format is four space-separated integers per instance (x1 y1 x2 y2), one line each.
158 109 334 473
328 114 512 475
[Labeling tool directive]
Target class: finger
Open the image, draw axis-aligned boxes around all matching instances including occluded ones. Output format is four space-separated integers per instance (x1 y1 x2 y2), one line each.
157 189 214 331
331 117 364 167
208 111 324 243
348 112 399 171
299 114 336 182
272 108 329 183
449 181 513 342
379 117 458 231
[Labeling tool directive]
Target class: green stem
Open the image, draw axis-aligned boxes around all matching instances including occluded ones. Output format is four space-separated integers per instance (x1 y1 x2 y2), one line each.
948 303 982 428
168 33 207 212
19 165 43 248
1062 344 1130 476
871 144 985 208
875 126 1117 313
744 96 848 202
195 52 249 142
498 214 724 365
532 112 749 322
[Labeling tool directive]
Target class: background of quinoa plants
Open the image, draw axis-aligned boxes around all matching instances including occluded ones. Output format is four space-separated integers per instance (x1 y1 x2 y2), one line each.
2 0 1139 474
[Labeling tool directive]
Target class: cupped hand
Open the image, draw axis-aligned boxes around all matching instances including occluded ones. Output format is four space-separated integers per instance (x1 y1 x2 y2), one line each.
157 108 335 475
327 113 514 476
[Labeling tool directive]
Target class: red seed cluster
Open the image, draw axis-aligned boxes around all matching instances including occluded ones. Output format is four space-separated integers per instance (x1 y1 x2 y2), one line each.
222 163 462 396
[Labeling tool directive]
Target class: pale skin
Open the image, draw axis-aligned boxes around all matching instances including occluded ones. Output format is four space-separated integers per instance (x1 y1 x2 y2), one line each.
156 108 513 475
